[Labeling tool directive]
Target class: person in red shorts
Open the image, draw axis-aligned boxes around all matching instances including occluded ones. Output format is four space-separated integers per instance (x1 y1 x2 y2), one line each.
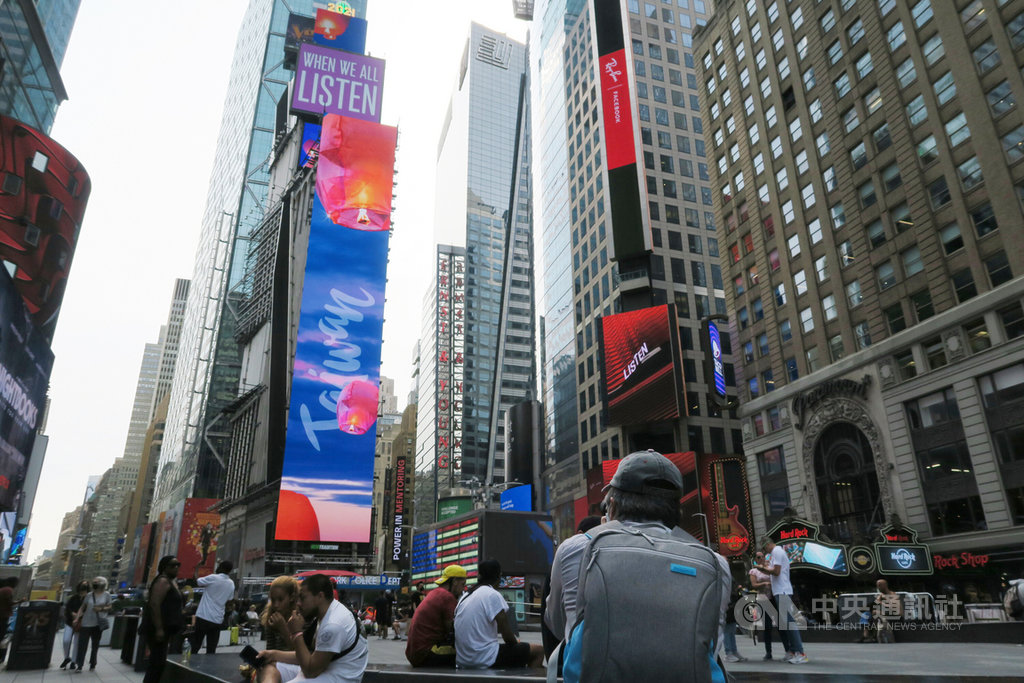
404 565 467 667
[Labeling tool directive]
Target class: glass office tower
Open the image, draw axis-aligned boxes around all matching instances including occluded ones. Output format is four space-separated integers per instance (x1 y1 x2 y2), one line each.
152 0 368 515
0 0 81 133
531 0 586 466
422 23 536 495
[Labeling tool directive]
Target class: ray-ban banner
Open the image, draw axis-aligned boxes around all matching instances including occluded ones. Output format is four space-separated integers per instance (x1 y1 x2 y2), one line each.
275 114 397 543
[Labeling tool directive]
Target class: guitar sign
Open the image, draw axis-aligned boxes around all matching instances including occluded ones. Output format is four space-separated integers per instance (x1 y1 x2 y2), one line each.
713 460 750 556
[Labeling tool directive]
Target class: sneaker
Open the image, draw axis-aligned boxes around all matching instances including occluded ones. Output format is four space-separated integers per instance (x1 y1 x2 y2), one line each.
789 654 809 664
736 655 748 662
762 655 773 661
725 654 741 663
60 658 70 669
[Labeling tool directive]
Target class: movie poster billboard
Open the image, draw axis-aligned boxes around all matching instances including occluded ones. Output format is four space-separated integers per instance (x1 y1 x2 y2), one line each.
598 304 684 425
274 114 397 543
0 268 54 512
176 498 220 578
0 116 91 336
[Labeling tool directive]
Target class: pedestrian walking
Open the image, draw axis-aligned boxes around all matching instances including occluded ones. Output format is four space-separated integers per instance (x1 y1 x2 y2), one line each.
748 551 775 660
723 583 748 662
374 591 393 639
74 576 112 672
60 581 88 669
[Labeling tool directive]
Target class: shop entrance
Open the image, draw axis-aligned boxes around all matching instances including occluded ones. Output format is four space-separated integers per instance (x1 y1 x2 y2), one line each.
813 422 882 544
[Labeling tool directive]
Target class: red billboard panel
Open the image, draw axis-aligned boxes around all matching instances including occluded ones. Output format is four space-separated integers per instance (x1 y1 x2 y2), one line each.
176 498 221 578
599 304 684 425
601 452 703 540
0 116 90 336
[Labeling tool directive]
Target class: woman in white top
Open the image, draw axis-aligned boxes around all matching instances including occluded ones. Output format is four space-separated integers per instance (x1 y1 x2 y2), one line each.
74 576 112 672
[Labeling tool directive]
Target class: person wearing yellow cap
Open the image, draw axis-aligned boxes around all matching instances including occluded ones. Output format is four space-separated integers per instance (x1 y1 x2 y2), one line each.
404 565 467 667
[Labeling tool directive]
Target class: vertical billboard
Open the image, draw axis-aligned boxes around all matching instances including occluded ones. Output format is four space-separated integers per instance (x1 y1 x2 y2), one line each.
0 268 53 512
589 0 651 261
275 114 397 543
699 455 753 558
598 304 684 425
391 456 407 566
176 498 220 578
434 248 466 487
0 116 91 336
291 44 385 121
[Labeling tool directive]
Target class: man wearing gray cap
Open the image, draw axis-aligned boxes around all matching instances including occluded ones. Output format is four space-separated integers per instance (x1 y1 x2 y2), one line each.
549 450 732 681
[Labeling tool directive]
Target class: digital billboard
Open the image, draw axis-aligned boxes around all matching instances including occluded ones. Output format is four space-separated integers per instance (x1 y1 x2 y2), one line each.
700 455 753 557
482 513 554 576
411 515 481 584
391 456 407 566
500 484 532 512
299 122 321 170
768 518 850 577
434 248 466 484
0 268 54 512
275 114 397 543
284 11 368 56
0 116 91 336
292 43 385 121
176 498 220 578
707 319 727 402
589 0 650 261
599 304 684 425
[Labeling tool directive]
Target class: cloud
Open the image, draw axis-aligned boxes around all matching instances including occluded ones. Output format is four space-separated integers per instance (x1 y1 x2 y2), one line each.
281 476 372 504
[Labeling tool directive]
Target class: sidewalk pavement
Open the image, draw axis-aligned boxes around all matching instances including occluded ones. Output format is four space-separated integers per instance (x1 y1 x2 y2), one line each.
1 628 1022 680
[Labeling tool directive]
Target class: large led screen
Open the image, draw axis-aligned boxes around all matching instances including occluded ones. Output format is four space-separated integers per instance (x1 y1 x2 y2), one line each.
275 114 397 543
292 43 385 121
589 0 650 261
0 268 53 512
599 304 684 425
411 515 481 585
482 513 554 576
0 116 91 336
285 11 367 55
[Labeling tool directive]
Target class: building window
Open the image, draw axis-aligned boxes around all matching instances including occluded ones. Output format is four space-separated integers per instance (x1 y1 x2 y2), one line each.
901 245 923 277
888 21 906 51
928 176 951 209
895 349 916 380
847 280 863 307
917 134 939 165
867 220 886 249
855 321 872 349
907 387 958 428
974 40 1001 74
806 346 820 372
882 163 902 191
923 34 945 65
1002 125 1024 163
988 80 1016 117
961 0 987 32
910 289 934 322
933 71 956 106
940 222 963 254
985 250 1013 287
828 333 844 362
800 307 814 333
780 319 792 343
957 157 984 191
785 357 798 381
1001 303 1024 339
964 318 991 354
896 58 916 88
952 268 978 303
877 261 896 290
946 112 971 147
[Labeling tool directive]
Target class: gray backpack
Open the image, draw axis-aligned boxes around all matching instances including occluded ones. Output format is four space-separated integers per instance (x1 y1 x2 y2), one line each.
551 521 727 683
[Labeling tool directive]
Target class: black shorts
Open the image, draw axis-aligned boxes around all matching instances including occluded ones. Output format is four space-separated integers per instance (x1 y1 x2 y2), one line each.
491 641 531 668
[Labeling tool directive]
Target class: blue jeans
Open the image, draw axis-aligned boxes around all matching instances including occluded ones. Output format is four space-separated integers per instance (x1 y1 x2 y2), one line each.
723 622 739 654
771 594 804 654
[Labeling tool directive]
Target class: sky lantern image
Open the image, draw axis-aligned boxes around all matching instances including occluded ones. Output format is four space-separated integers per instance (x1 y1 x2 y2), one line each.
336 378 379 435
315 114 398 231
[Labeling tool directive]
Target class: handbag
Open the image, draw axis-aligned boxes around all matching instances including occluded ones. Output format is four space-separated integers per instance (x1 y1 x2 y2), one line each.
98 615 110 631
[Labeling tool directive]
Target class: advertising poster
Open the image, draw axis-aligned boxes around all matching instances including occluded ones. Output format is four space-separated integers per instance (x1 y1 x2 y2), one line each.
176 498 220 578
275 114 397 543
599 304 684 425
0 116 91 335
0 269 54 512
9 601 59 661
500 484 532 511
291 44 385 121
589 0 650 260
299 122 321 169
699 455 753 557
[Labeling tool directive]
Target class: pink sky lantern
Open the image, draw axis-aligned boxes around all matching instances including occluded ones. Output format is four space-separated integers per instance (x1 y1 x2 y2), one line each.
336 379 379 435
315 114 398 231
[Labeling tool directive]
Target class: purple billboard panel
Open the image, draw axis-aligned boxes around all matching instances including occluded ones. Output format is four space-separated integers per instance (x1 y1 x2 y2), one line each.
275 115 398 543
292 43 385 121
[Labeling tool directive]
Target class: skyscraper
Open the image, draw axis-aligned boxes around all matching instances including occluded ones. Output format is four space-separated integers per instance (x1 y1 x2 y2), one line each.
532 0 587 466
537 1 742 539
152 0 367 517
0 0 81 133
695 1 1024 564
417 23 535 514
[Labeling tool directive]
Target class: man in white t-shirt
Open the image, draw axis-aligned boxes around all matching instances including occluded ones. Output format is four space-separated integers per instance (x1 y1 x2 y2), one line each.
260 574 368 683
763 539 807 664
191 561 236 654
454 560 544 669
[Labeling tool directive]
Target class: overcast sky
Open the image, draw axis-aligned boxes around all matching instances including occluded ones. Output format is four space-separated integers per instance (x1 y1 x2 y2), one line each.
30 1 528 560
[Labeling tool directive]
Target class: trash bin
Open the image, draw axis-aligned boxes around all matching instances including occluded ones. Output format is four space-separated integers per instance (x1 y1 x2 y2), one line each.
6 600 61 670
